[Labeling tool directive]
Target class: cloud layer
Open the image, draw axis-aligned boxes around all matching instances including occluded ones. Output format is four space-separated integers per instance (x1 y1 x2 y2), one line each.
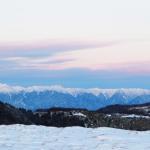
0 40 149 75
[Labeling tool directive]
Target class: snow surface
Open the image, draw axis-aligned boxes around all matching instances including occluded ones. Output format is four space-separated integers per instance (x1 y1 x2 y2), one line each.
72 112 87 117
106 114 150 119
0 125 149 150
121 114 150 119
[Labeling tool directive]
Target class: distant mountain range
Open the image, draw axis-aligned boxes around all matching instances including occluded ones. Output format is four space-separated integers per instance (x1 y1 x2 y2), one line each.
0 83 150 110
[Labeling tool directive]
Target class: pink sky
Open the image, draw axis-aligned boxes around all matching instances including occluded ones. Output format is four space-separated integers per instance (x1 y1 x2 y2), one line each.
0 0 149 87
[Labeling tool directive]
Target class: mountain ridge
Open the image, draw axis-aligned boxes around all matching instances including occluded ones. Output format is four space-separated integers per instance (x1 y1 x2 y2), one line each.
0 83 150 110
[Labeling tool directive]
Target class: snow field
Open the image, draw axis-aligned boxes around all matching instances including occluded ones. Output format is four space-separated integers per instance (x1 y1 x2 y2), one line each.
0 125 149 150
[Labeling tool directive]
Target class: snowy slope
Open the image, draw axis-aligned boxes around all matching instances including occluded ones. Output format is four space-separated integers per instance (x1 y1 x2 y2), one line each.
0 83 150 110
0 125 149 150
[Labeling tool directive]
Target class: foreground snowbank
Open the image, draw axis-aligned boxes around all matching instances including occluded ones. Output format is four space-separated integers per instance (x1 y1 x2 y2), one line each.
0 125 149 150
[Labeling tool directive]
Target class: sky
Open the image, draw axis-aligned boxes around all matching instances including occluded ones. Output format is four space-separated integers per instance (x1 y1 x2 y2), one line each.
0 0 150 88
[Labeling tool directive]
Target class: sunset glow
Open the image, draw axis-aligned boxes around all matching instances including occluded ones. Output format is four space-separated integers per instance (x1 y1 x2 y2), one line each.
0 0 150 88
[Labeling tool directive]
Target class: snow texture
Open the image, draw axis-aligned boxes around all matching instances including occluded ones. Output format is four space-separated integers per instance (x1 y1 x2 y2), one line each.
0 125 149 150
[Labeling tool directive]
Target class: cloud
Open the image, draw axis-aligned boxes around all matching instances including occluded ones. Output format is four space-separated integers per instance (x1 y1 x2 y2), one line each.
0 39 116 57
0 39 120 70
0 39 150 75
0 55 76 70
1 54 150 75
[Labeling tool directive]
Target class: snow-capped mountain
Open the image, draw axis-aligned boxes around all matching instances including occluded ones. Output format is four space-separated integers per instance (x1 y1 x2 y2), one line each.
0 83 150 110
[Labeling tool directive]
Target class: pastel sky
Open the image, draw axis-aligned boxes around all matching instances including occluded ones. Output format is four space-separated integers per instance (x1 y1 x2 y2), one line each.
0 0 150 88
